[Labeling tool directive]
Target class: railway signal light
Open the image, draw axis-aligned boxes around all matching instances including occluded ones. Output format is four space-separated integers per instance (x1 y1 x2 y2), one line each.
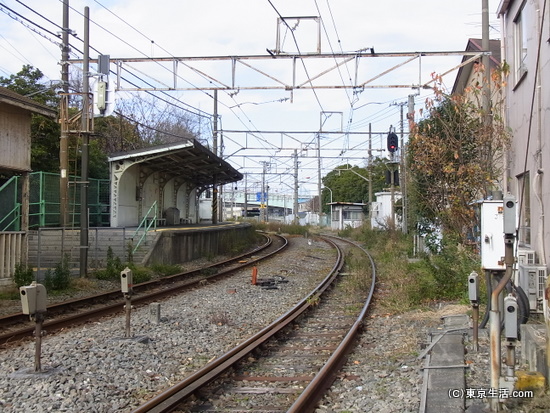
387 132 399 153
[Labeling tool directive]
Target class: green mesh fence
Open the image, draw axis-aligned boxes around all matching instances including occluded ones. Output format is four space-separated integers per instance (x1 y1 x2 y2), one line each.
1 172 110 229
0 176 20 231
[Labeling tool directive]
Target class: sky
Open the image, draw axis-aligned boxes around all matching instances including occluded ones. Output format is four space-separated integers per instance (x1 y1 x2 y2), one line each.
0 0 500 197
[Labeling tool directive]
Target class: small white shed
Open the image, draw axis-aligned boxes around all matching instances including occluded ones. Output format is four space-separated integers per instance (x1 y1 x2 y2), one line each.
328 202 366 230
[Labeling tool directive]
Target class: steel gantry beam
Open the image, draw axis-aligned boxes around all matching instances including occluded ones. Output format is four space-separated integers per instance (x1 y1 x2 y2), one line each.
69 50 489 93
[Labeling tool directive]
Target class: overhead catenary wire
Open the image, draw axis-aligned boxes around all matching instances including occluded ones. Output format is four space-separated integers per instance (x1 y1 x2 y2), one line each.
3 0 418 191
87 0 279 161
0 2 61 41
1 0 212 121
267 0 325 113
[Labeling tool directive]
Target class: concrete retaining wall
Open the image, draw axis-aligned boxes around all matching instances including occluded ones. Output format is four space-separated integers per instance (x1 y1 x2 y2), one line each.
145 223 255 265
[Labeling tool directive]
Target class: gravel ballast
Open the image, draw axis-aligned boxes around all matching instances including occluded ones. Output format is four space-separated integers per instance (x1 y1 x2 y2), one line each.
0 235 495 412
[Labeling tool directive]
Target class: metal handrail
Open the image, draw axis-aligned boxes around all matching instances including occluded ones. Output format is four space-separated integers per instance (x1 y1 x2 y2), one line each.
0 176 20 231
0 175 17 192
0 203 21 231
132 201 158 253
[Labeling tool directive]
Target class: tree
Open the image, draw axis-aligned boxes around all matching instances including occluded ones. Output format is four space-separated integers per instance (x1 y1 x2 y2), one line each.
321 160 389 214
94 113 142 154
407 70 510 244
113 95 203 148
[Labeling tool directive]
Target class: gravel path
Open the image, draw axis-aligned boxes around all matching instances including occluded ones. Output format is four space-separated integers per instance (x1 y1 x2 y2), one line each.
0 236 335 412
0 235 485 412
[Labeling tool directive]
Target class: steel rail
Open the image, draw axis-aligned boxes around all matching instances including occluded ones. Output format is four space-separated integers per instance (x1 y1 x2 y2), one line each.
288 235 377 412
131 236 345 413
1 233 272 325
0 233 286 345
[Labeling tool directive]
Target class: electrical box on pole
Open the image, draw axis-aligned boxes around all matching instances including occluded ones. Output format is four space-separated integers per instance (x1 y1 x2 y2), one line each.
480 200 512 271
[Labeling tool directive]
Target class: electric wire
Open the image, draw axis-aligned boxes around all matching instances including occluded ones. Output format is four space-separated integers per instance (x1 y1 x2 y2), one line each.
316 0 358 144
87 0 276 162
15 0 64 33
4 1 411 190
267 0 325 113
0 34 32 67
0 2 60 41
313 0 353 107
62 1 213 119
1 1 209 121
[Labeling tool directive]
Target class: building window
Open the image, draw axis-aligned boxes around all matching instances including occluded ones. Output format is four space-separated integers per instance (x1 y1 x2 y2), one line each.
514 6 528 83
342 210 362 220
517 172 531 246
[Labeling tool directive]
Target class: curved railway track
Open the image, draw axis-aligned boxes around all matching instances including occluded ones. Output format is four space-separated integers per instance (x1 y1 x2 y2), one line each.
0 232 287 346
132 235 376 413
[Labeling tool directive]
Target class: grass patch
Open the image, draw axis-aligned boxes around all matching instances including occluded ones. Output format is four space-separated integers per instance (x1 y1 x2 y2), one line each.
0 287 20 300
149 262 183 276
342 226 481 313
343 250 373 295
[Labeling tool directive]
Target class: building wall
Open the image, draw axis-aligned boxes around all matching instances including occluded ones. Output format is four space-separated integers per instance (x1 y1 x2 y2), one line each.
500 0 550 265
0 103 31 172
111 162 199 227
371 192 402 229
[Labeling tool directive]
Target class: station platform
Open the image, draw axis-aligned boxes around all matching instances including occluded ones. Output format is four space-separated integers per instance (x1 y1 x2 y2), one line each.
27 221 253 274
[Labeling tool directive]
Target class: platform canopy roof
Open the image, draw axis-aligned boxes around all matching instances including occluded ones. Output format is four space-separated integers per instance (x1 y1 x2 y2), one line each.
108 140 242 187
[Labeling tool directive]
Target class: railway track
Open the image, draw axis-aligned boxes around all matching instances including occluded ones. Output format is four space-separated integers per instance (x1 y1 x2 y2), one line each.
0 232 287 346
131 235 376 413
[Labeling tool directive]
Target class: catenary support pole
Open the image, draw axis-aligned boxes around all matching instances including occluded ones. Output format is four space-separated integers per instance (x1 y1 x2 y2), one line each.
79 7 90 278
59 0 70 227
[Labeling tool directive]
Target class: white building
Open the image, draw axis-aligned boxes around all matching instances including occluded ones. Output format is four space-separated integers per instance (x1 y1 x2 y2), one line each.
371 191 402 230
498 0 550 266
328 202 366 230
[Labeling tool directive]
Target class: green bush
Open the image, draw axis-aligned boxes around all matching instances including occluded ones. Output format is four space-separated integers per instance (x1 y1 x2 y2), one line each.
428 235 479 299
13 262 34 288
44 254 71 291
406 260 439 304
128 265 152 284
126 242 134 266
346 225 480 310
95 246 125 280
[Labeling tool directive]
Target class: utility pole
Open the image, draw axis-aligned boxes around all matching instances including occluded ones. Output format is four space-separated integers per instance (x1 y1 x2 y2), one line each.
390 101 409 233
293 149 299 225
397 101 408 234
260 161 269 222
404 94 415 234
218 124 224 223
482 0 491 129
317 133 322 218
212 89 218 224
79 6 90 278
368 123 373 228
59 0 70 227
244 173 248 219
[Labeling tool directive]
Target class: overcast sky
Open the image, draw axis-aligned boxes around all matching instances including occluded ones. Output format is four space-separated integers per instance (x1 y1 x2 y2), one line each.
0 0 499 194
